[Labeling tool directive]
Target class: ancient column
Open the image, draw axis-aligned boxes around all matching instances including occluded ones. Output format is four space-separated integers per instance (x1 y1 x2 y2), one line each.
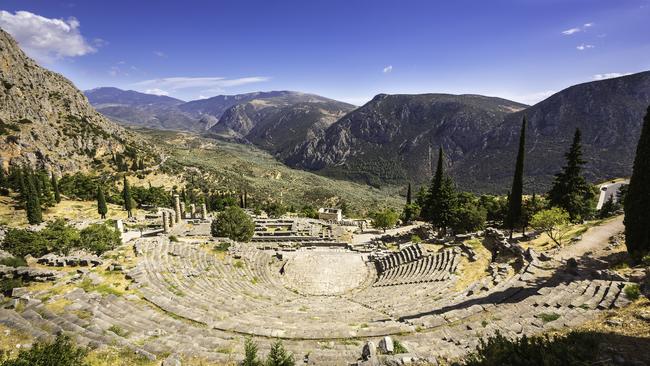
201 203 208 219
162 212 169 233
190 204 196 219
174 194 181 223
169 210 175 227
115 219 124 233
180 202 186 219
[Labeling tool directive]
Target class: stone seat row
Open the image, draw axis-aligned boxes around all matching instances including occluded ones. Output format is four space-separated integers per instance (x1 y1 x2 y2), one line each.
373 250 459 287
375 244 424 273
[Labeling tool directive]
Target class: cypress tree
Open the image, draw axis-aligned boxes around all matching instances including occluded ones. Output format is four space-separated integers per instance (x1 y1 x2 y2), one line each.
0 165 6 189
131 159 139 171
406 183 412 205
51 173 61 203
25 172 43 224
97 186 108 219
624 105 650 261
122 176 133 218
425 148 457 236
506 117 526 238
548 128 595 222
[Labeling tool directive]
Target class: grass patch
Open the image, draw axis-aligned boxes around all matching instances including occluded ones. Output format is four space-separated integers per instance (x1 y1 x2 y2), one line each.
79 278 123 297
536 312 561 323
393 339 408 354
107 324 129 337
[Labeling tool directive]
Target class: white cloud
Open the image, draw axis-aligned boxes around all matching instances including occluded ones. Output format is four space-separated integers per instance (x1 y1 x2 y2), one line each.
576 44 595 50
562 27 581 35
593 72 632 80
197 95 209 99
0 10 96 62
153 50 166 58
145 88 170 96
133 76 270 91
383 65 393 73
562 22 594 36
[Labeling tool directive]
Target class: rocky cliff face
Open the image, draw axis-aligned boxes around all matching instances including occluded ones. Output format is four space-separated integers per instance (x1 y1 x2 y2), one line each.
284 93 527 187
284 72 650 192
209 93 355 157
0 29 137 174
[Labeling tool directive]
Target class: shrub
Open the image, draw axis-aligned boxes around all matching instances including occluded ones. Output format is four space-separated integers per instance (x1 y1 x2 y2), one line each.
461 331 599 366
0 256 27 267
265 340 294 366
1 228 49 258
242 337 262 366
0 277 23 296
410 235 422 244
393 340 408 354
169 235 179 242
0 334 89 366
211 206 255 242
79 223 121 255
624 284 641 300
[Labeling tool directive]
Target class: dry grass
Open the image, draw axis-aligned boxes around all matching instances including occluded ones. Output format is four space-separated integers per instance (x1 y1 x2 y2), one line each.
0 197 146 229
452 238 492 292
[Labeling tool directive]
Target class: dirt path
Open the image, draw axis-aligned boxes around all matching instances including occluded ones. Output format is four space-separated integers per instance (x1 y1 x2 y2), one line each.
556 215 624 261
351 222 424 245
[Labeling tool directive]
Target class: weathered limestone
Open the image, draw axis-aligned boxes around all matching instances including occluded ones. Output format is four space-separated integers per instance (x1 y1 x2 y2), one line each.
379 336 394 354
174 195 181 223
162 212 169 234
169 211 175 227
201 204 207 219
180 202 186 219
190 204 196 219
115 219 124 233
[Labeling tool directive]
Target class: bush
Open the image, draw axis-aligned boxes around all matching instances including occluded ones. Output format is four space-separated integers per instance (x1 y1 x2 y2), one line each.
211 206 255 242
624 284 641 300
1 220 119 258
58 173 99 201
371 208 399 232
0 334 89 366
265 340 294 366
0 277 23 296
461 331 599 366
393 340 408 354
79 223 121 255
1 228 49 258
0 256 27 267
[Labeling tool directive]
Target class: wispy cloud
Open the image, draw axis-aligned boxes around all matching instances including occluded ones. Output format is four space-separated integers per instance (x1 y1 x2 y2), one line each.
576 44 595 51
561 22 594 36
383 65 393 73
132 76 270 96
145 88 169 96
153 50 166 58
593 72 632 80
562 27 581 35
0 10 97 62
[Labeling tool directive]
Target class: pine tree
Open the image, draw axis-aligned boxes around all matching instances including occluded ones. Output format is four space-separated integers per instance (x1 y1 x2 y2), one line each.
131 159 139 171
51 173 61 203
548 128 595 222
122 176 133 218
265 340 295 366
624 105 650 261
506 117 526 238
25 171 43 224
424 148 457 236
97 186 108 219
406 183 412 205
138 158 145 171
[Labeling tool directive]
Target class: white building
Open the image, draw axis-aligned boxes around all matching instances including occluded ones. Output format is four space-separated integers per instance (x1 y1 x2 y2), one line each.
318 208 342 222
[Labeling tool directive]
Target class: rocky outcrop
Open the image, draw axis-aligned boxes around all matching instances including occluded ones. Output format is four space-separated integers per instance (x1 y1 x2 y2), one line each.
0 29 139 173
284 72 650 192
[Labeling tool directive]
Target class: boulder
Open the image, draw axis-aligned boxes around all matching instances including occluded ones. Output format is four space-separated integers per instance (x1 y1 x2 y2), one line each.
362 341 377 361
378 336 394 354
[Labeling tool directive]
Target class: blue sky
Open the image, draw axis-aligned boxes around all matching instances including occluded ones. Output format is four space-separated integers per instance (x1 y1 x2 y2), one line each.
1 0 649 105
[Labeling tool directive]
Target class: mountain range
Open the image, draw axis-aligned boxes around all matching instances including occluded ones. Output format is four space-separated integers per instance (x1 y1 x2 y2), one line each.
86 71 650 193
